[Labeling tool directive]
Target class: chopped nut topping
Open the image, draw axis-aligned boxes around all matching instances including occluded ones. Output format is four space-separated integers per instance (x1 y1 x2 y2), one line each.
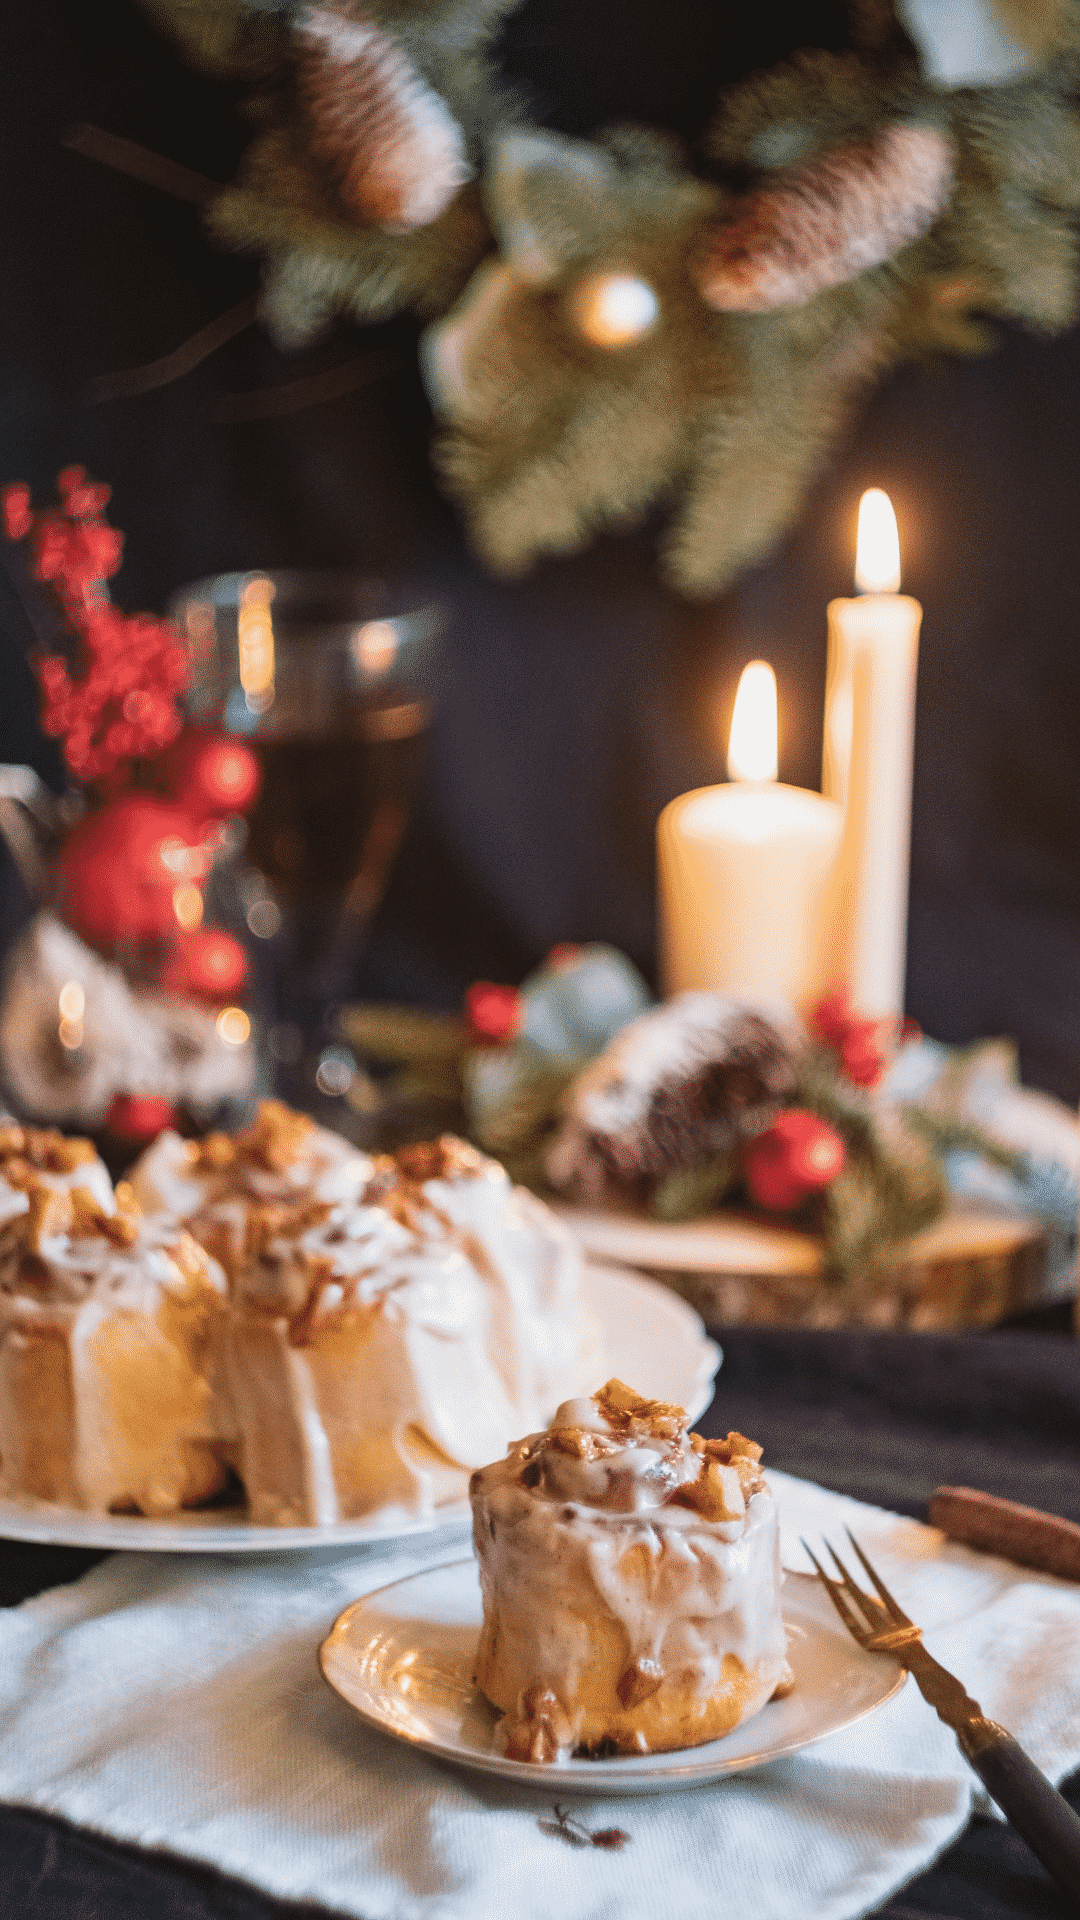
395 1138 463 1183
503 1684 573 1764
191 1101 316 1177
2 1173 144 1262
689 1430 765 1499
690 1430 763 1466
69 1185 139 1246
190 1132 235 1172
669 1458 748 1522
363 1137 484 1221
0 1127 97 1174
616 1658 664 1709
592 1378 687 1443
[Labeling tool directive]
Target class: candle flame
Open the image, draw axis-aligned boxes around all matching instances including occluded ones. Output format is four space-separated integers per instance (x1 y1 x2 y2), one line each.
238 575 276 710
172 882 204 931
58 980 85 1022
574 273 659 347
727 661 778 783
855 489 901 593
217 1007 251 1047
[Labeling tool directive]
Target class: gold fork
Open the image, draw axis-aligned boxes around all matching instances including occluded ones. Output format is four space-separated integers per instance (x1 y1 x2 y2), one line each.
803 1530 1080 1902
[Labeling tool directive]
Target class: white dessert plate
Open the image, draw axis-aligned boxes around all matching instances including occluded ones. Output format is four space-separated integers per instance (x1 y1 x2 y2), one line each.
320 1560 906 1794
0 1261 719 1553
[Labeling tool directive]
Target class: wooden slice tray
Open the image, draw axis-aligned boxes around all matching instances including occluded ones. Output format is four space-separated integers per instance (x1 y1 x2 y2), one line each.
555 1200 1073 1330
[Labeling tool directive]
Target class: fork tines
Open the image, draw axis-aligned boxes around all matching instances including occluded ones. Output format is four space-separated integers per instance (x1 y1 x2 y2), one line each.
802 1530 923 1654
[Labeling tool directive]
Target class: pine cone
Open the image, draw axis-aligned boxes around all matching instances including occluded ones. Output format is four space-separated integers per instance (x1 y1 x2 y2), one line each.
696 123 954 311
545 995 799 1201
296 4 469 231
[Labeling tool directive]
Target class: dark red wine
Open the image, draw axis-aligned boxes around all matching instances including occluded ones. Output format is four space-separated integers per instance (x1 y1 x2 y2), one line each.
246 720 426 901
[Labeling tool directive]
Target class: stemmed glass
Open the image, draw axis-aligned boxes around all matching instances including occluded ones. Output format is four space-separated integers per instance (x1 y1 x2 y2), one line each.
171 570 442 1128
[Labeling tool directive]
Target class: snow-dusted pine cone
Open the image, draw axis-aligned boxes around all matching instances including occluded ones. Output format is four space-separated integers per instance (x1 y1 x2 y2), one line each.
296 4 470 231
545 993 800 1203
696 123 954 311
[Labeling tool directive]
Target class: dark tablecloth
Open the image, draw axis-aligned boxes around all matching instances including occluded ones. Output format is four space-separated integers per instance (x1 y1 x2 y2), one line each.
2 1313 1077 1919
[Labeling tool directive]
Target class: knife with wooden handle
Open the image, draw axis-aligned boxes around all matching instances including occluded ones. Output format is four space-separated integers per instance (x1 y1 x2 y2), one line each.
930 1486 1080 1583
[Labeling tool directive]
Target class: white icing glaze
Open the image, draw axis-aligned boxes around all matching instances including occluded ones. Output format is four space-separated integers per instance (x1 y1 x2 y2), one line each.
1 1120 599 1527
0 1213 229 1514
470 1391 789 1759
402 1155 602 1430
0 1184 29 1230
130 1123 373 1218
221 1162 600 1526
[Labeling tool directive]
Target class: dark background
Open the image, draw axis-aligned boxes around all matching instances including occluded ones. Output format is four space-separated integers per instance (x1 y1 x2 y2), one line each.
3 0 1080 1103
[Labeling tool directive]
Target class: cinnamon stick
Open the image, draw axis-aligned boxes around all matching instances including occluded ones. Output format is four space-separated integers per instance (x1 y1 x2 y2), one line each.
930 1486 1080 1584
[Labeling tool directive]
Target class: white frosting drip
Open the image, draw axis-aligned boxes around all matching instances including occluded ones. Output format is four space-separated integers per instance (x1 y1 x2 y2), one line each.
130 1125 373 1218
2 1121 599 1527
0 1212 228 1515
0 1184 29 1229
470 1393 789 1758
404 1162 602 1431
222 1160 600 1525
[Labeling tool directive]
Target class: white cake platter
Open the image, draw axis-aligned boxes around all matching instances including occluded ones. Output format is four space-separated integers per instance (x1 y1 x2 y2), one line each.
0 1262 719 1553
320 1561 906 1794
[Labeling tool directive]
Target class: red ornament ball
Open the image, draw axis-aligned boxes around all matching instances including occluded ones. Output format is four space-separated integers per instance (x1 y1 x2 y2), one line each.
164 729 261 818
60 796 201 945
465 981 522 1043
105 1094 177 1141
742 1109 846 1212
160 929 248 1000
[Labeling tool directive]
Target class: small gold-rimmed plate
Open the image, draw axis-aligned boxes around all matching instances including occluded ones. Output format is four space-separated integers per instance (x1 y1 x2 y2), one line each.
320 1560 906 1795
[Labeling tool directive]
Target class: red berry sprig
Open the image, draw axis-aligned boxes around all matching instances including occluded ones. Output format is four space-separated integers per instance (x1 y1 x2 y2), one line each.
2 469 190 783
465 981 522 1042
809 986 896 1089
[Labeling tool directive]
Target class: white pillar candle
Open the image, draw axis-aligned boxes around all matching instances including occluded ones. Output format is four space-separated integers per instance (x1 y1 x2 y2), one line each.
822 490 921 1017
658 662 843 1008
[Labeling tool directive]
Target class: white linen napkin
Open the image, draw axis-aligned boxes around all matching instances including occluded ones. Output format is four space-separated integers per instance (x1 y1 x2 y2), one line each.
1 1472 1079 1920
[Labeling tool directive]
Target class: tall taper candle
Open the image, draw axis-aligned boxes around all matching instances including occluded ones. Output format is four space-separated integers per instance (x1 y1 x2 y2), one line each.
823 490 921 1016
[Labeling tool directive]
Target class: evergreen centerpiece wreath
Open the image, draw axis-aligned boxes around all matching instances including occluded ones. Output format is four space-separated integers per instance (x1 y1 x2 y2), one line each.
130 0 1080 589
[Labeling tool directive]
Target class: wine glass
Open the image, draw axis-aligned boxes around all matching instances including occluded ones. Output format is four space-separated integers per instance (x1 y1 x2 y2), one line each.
171 570 442 1126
